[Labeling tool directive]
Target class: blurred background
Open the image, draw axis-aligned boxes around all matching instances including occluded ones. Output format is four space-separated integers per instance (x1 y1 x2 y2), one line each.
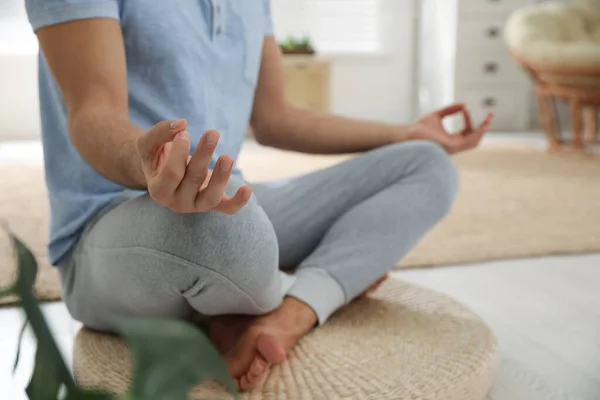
0 0 568 142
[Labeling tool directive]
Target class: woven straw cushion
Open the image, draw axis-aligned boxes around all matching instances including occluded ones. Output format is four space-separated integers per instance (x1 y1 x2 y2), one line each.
505 0 600 72
73 279 498 400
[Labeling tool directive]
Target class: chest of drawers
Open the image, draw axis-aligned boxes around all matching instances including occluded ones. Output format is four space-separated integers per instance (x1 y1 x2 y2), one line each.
247 55 330 138
417 0 543 132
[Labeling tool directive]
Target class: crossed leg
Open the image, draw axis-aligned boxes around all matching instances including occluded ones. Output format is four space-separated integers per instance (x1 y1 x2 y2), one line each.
212 140 460 389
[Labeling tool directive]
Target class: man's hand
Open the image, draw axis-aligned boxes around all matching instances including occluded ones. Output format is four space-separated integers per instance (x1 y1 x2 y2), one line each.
404 104 494 154
136 119 253 214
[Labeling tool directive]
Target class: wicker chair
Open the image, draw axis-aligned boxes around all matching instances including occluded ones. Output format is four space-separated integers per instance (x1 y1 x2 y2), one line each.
505 0 600 152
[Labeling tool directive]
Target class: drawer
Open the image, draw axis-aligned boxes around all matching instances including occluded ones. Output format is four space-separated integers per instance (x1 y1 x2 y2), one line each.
459 0 530 15
456 19 507 51
455 49 526 86
283 62 330 112
453 87 530 131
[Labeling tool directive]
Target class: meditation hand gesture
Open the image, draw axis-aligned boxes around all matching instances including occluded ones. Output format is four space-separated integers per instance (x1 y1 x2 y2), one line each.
136 119 253 214
405 104 494 154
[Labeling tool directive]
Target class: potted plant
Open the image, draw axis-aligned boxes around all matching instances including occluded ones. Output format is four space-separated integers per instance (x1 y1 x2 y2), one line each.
279 36 316 55
1 227 237 400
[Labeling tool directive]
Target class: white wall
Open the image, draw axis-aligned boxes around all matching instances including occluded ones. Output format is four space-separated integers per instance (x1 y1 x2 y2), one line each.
274 0 418 124
0 0 418 141
0 54 40 141
0 1 41 140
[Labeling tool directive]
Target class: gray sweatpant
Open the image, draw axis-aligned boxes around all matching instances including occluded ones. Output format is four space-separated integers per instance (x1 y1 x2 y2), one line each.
58 141 459 331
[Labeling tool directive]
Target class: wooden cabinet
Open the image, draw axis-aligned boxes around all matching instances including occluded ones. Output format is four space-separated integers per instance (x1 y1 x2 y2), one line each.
282 56 331 113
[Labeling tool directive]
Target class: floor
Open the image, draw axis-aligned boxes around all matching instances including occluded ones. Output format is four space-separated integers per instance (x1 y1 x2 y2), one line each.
2 255 599 400
2 134 599 400
400 255 600 400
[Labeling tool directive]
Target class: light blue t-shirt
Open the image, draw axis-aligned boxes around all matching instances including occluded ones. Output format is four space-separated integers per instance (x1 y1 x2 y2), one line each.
25 0 273 265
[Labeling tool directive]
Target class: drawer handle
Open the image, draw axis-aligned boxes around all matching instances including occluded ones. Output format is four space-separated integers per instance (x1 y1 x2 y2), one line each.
484 62 499 74
486 27 500 38
482 97 497 108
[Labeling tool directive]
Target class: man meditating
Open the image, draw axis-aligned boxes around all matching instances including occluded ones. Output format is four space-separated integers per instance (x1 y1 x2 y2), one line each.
27 0 492 391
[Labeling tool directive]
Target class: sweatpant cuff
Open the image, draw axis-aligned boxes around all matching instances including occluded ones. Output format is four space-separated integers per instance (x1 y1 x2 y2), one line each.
285 268 346 325
279 271 297 297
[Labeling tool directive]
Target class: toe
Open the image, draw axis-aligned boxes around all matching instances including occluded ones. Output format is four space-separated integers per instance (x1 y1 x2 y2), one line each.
256 334 286 364
227 332 256 378
239 374 252 391
240 360 268 392
249 356 268 378
228 331 285 378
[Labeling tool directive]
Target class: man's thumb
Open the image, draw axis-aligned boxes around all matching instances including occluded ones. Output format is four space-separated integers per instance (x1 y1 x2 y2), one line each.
137 119 187 158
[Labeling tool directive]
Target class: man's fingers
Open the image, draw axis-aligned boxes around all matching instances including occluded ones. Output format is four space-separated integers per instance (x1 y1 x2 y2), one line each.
464 112 494 149
476 113 494 136
152 130 191 199
196 156 234 210
435 103 466 118
461 108 474 133
213 187 253 214
452 108 474 136
176 130 220 205
187 130 219 183
137 119 187 160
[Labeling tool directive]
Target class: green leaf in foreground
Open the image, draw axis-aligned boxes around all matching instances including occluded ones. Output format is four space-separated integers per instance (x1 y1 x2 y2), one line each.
116 317 238 400
0 284 15 297
4 228 118 400
9 232 78 394
26 347 62 400
11 231 38 293
13 319 28 373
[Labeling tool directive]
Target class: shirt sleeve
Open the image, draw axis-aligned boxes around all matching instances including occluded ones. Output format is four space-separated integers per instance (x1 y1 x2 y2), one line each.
25 0 120 32
263 0 275 36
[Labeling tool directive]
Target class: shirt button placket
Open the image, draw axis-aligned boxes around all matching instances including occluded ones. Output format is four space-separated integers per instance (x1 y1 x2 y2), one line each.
212 0 223 38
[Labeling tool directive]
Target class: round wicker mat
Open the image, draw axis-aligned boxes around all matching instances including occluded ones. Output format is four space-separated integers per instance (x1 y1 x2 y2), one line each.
73 279 498 400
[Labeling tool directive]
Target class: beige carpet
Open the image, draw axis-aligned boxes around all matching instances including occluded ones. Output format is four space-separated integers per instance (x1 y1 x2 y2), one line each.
73 279 498 400
1 147 599 305
0 164 57 306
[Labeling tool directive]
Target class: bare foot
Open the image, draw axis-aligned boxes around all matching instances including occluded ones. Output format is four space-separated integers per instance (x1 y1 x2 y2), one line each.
210 273 388 391
208 315 253 355
226 297 318 391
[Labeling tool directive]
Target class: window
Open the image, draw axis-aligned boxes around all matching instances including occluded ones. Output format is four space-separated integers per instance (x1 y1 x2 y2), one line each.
272 0 386 54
